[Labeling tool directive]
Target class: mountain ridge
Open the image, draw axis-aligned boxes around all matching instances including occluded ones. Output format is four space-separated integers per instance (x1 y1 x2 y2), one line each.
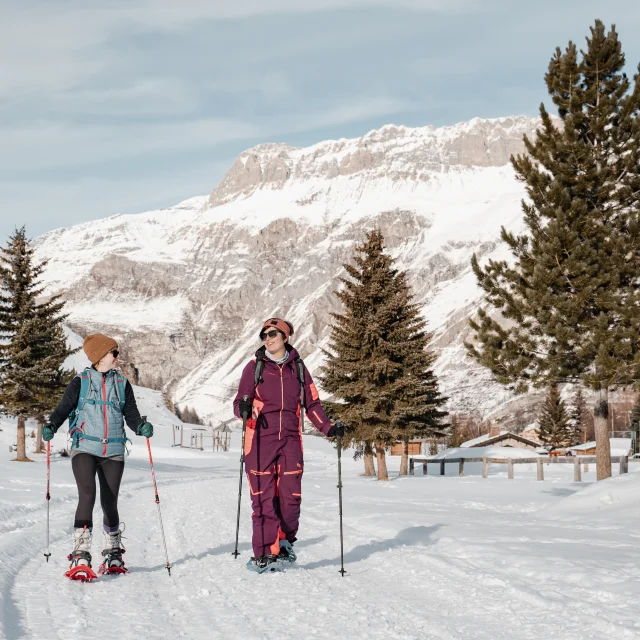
33 115 541 423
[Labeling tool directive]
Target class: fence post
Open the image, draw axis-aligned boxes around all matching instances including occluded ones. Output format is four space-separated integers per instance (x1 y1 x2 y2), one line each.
440 459 445 476
423 461 427 475
409 459 415 475
180 424 184 447
482 458 488 478
573 457 582 482
172 425 176 447
620 455 629 475
508 459 514 480
200 433 204 451
459 459 465 477
583 461 589 473
536 458 544 481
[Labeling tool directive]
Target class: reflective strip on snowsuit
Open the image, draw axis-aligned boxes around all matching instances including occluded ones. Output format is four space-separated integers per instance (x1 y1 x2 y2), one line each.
233 347 332 558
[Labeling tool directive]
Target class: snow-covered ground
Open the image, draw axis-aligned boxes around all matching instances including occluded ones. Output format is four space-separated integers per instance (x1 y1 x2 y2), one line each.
2 394 640 639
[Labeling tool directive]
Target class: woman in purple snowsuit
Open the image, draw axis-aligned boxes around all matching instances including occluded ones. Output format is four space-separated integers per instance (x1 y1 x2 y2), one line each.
233 317 341 571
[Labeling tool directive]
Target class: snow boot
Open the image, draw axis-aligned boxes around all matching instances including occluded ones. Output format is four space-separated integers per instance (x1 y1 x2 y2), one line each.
65 527 97 581
278 540 296 564
99 523 127 575
246 554 282 574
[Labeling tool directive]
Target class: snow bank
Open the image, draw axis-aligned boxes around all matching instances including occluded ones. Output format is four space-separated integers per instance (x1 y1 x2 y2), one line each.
542 467 640 522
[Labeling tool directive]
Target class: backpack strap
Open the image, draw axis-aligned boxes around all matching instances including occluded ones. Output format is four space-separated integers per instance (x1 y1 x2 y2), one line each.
113 373 127 413
254 357 266 389
68 369 91 448
295 358 306 432
295 359 306 407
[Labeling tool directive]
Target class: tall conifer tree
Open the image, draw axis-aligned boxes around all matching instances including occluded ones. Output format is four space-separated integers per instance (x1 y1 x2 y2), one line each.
322 230 447 480
0 228 76 460
466 21 640 480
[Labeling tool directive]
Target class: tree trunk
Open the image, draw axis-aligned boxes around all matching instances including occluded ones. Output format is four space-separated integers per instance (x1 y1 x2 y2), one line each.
35 418 45 454
362 440 376 476
594 387 611 481
14 416 33 462
375 441 389 481
398 438 409 476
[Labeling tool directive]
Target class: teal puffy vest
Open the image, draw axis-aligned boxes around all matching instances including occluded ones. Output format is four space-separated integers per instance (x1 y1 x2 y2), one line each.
68 367 129 457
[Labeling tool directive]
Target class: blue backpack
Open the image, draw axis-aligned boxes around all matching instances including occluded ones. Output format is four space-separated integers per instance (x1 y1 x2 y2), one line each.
68 368 128 447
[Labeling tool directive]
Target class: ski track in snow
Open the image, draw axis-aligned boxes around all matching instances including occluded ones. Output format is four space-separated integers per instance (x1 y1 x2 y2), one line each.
3 430 640 639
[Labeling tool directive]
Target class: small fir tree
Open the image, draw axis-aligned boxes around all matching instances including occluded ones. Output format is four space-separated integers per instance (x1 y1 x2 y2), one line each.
569 386 590 446
538 386 571 450
322 230 447 480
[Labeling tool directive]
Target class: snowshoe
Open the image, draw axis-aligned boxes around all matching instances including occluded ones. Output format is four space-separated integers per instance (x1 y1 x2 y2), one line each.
65 527 97 581
65 551 97 581
246 554 282 574
99 548 127 575
277 540 296 564
98 525 128 575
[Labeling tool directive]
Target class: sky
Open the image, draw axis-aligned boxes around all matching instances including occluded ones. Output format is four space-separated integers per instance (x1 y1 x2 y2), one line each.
1 0 639 241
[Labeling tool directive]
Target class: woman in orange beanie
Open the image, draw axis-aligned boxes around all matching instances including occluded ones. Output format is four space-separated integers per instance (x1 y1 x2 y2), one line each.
43 333 154 580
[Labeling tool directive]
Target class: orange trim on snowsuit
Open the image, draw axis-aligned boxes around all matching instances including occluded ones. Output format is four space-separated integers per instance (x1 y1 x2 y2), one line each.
270 527 287 555
309 382 319 401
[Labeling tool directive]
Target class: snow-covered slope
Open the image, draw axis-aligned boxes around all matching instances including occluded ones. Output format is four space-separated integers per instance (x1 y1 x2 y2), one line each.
33 116 542 422
2 415 639 639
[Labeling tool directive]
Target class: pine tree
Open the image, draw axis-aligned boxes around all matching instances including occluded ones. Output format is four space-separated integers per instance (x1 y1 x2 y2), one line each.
538 386 571 450
466 21 640 480
322 230 448 480
448 414 461 448
569 385 590 446
0 228 76 461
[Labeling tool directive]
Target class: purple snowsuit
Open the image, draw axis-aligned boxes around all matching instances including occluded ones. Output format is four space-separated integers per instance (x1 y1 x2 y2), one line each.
233 346 332 558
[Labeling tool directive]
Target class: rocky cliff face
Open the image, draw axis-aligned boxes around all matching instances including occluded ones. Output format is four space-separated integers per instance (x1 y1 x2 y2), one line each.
34 116 541 423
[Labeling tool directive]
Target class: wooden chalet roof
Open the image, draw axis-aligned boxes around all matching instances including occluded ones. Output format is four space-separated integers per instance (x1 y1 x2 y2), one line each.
468 432 540 449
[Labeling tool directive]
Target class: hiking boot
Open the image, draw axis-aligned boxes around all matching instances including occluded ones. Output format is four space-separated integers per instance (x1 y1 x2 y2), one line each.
65 527 97 581
278 540 296 563
99 523 127 574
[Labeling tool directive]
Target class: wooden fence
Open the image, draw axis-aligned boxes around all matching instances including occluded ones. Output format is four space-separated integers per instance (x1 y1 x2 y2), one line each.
409 455 631 482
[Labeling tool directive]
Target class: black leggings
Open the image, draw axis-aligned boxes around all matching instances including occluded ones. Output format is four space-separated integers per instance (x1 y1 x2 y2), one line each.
72 453 124 530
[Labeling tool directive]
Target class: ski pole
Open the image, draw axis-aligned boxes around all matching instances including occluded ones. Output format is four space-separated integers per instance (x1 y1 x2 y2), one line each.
233 395 250 559
44 440 51 563
146 437 172 576
336 434 346 577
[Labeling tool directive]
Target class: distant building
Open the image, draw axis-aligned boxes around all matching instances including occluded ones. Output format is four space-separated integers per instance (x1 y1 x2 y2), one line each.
569 438 632 457
461 426 539 451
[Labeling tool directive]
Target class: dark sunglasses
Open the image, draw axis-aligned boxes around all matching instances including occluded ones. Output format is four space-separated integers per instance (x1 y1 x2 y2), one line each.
110 349 120 358
261 330 280 341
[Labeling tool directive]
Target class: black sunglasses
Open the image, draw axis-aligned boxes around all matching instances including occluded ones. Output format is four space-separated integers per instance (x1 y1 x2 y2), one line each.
110 349 119 358
261 330 281 341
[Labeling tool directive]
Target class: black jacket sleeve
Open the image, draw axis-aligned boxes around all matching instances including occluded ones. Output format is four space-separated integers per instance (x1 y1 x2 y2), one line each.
49 377 81 429
123 381 143 432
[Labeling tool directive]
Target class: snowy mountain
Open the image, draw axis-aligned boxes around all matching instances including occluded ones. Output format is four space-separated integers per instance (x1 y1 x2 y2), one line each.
33 115 542 423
